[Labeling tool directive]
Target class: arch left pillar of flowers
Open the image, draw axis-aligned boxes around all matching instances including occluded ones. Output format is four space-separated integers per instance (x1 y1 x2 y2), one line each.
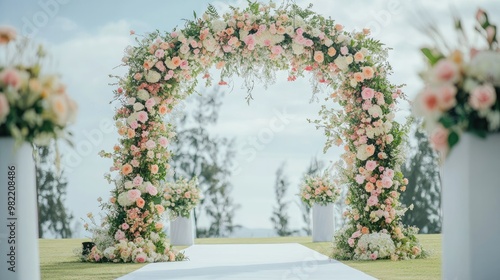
84 1 424 263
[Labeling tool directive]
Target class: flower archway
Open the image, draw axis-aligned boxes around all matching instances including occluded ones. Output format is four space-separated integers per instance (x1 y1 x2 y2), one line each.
86 1 424 263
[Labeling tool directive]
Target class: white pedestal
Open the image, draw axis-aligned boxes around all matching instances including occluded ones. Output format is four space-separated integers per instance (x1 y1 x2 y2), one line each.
312 203 334 242
170 212 195 246
442 133 500 280
0 137 40 280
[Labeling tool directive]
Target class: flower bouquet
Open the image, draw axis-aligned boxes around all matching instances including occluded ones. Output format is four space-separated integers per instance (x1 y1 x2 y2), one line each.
0 26 77 145
413 9 499 155
164 177 201 219
299 172 341 207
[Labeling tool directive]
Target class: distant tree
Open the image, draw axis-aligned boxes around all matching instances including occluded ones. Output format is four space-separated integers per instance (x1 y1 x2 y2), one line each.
296 157 325 236
171 90 240 237
401 122 442 233
271 162 298 237
35 144 73 238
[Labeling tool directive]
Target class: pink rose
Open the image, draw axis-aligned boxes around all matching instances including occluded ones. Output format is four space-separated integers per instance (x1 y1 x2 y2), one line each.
121 223 130 230
418 87 439 113
155 49 165 58
365 160 377 171
135 253 147 263
155 61 166 72
351 231 362 239
429 125 449 153
433 59 459 83
370 252 378 260
355 174 365 184
340 46 348 55
145 140 156 150
367 195 379 206
145 98 156 110
114 230 125 241
269 45 282 56
127 189 141 202
146 183 158 195
0 94 9 123
381 176 393 188
0 68 21 89
469 84 496 110
133 175 143 186
348 238 355 247
158 136 169 148
243 34 255 47
361 88 375 100
437 84 457 110
313 51 324 63
384 168 394 178
137 111 148 123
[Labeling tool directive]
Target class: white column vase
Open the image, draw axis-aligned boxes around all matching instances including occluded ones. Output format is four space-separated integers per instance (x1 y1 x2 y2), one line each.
170 211 195 246
442 133 500 280
0 137 40 280
312 203 334 242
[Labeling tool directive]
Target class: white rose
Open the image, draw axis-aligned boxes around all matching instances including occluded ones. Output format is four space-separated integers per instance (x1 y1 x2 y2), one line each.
350 79 357 87
146 70 161 83
203 36 217 53
368 105 383 118
324 38 333 47
124 181 133 189
384 121 393 133
126 112 138 125
137 89 149 101
334 56 348 71
336 34 346 43
133 102 144 112
117 192 134 206
345 55 353 65
291 43 304 55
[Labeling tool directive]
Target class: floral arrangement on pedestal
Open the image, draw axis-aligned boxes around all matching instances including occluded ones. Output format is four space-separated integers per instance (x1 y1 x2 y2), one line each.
413 9 499 156
299 172 341 207
164 178 201 219
0 26 77 145
88 1 424 262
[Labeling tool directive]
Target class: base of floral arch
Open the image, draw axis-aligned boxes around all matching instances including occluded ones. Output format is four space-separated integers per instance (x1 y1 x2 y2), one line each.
118 243 375 280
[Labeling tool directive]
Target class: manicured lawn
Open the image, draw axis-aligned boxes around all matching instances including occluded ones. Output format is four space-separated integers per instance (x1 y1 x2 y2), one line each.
39 234 441 280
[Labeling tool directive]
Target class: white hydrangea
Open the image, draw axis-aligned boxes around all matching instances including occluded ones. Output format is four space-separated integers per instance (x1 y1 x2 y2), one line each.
211 19 227 33
368 104 383 118
334 56 348 71
291 43 305 55
467 51 500 86
117 192 134 207
354 232 396 260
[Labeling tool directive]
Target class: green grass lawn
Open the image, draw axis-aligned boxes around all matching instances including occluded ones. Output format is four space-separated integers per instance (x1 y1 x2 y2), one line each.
39 234 441 280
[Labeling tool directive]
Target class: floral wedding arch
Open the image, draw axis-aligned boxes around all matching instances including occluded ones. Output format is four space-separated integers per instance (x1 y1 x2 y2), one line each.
85 1 424 263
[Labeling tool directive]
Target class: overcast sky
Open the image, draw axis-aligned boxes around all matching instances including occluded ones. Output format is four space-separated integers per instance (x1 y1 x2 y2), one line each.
1 0 498 237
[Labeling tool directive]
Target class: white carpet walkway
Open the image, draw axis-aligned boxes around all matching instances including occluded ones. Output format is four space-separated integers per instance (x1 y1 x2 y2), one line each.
117 243 377 280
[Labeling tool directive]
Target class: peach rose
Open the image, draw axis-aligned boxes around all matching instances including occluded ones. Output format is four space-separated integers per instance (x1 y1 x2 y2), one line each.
158 104 168 115
143 60 154 70
314 51 324 63
361 227 370 234
354 52 364 62
155 222 163 230
353 72 364 82
150 164 159 174
328 47 337 57
127 128 135 138
121 164 133 175
155 205 165 215
469 84 496 110
365 182 375 192
362 66 374 79
136 197 145 208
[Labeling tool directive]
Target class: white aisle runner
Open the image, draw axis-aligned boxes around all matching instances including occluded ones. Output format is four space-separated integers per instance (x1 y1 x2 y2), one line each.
117 243 376 280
